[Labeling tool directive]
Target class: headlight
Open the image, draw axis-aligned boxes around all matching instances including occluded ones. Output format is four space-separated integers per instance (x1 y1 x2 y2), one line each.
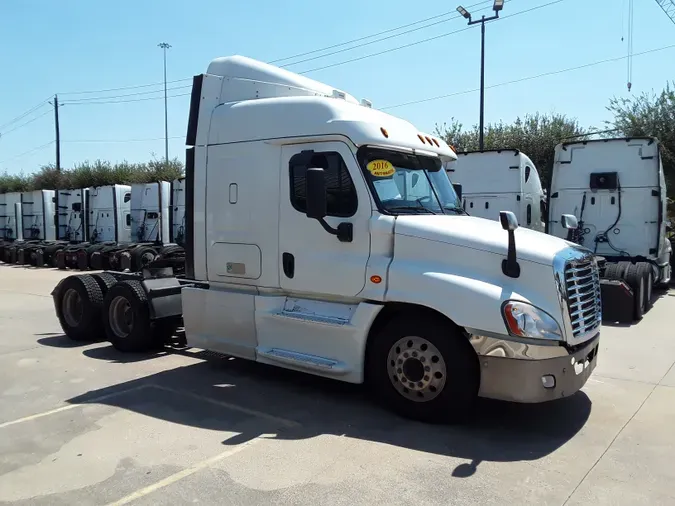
502 301 562 341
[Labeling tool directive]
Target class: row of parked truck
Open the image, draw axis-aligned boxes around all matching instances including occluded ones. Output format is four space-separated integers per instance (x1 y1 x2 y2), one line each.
19 55 674 424
447 139 673 323
0 180 186 273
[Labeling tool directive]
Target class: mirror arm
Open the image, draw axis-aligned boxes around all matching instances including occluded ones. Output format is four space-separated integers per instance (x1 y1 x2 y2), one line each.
501 230 520 278
316 218 353 243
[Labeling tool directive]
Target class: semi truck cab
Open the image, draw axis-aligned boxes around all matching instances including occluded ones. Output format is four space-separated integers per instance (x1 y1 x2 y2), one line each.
446 149 546 232
52 56 601 423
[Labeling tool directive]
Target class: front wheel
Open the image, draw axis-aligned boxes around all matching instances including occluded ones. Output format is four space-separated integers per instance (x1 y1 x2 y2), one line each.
366 316 479 424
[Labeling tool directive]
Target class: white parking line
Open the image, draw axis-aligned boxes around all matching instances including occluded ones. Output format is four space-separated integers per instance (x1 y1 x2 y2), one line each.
0 385 154 429
106 435 269 506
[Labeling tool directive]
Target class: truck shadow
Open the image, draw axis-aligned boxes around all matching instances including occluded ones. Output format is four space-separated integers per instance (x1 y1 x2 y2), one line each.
65 345 592 478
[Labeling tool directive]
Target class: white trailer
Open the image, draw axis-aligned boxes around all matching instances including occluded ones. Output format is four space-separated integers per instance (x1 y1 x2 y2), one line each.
0 192 22 241
171 178 186 246
548 137 672 322
446 149 546 232
56 188 88 243
51 55 601 424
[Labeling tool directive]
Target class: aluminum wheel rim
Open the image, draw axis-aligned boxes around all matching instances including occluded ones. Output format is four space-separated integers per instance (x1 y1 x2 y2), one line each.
62 289 83 327
109 295 134 338
386 336 447 402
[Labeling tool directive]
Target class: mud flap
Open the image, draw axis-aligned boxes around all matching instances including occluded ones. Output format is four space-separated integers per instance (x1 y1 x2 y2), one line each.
34 249 44 267
600 279 634 323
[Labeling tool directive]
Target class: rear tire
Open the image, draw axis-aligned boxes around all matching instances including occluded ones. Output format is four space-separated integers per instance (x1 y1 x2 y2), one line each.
636 263 653 311
604 263 623 280
91 272 118 296
623 263 645 320
55 275 105 341
130 246 157 272
366 315 479 424
103 280 160 352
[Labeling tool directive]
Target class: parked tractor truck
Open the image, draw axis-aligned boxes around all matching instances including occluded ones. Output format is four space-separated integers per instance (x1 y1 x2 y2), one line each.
51 55 601 423
548 137 672 322
446 149 546 232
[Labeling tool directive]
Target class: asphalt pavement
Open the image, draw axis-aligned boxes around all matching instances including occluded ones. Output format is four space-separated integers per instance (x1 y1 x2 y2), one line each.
0 264 674 505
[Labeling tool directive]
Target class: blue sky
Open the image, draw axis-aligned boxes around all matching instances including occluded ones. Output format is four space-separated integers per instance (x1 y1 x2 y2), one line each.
1 0 674 175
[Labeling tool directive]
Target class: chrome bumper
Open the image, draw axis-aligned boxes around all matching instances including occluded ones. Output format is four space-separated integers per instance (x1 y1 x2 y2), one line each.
470 332 600 403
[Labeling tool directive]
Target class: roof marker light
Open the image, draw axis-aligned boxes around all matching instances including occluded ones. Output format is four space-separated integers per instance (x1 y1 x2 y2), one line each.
380 127 389 138
417 134 426 144
361 98 373 108
332 90 346 99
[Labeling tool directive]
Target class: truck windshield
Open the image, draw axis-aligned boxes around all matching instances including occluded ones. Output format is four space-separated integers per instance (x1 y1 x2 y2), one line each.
357 147 463 215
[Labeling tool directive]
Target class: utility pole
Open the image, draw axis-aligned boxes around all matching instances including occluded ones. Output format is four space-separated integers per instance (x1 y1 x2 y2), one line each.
158 42 171 169
52 94 61 171
456 0 504 151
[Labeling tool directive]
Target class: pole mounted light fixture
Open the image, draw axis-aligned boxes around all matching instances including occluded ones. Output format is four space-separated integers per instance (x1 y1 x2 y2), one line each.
455 0 505 150
158 42 171 169
456 5 471 19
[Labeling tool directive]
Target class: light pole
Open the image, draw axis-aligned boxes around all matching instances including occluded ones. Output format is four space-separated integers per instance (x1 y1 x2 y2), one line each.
158 42 171 169
457 0 504 151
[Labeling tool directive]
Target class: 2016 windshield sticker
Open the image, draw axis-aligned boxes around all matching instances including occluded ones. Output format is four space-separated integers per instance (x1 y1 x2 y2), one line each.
367 160 395 177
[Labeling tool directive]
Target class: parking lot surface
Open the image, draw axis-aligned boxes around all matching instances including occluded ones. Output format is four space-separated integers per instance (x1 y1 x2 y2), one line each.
1 264 674 505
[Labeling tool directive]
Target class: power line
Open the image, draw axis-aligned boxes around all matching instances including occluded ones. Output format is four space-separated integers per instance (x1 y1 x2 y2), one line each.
298 0 568 75
64 85 192 103
56 4 493 98
270 1 491 65
59 77 192 97
381 43 675 110
62 135 183 143
0 98 51 131
0 141 55 165
280 0 498 68
62 92 191 106
0 109 52 137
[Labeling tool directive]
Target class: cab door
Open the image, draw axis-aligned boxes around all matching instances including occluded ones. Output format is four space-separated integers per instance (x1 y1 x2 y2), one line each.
278 141 372 298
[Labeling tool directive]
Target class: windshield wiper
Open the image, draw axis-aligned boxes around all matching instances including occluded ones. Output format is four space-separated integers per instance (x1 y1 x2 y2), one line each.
443 205 469 215
387 204 435 215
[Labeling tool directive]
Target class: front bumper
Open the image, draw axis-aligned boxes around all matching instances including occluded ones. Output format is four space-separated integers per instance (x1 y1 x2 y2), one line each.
471 332 600 403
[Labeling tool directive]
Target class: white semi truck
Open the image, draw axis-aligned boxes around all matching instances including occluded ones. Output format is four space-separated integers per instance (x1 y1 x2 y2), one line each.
548 137 672 322
51 55 601 423
446 149 546 232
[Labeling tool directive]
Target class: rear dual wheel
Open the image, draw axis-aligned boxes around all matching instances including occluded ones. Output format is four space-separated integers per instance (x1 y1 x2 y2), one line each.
102 280 177 352
56 275 105 341
605 262 652 320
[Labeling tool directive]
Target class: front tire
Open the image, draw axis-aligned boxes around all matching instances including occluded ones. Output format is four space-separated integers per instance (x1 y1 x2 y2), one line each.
367 315 479 424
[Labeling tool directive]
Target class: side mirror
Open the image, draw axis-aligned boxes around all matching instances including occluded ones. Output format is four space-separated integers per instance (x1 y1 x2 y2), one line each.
561 214 578 230
304 167 353 243
452 183 463 201
499 211 518 231
499 211 520 278
305 168 327 220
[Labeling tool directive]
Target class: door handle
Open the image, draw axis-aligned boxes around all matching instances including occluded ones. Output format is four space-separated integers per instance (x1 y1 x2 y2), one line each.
282 252 295 279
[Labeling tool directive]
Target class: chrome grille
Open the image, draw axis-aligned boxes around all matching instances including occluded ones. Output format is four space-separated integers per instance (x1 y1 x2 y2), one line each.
564 258 602 338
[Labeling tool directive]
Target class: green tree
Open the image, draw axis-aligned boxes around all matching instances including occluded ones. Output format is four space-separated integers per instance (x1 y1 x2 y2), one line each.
0 157 184 193
604 82 675 217
435 112 588 189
